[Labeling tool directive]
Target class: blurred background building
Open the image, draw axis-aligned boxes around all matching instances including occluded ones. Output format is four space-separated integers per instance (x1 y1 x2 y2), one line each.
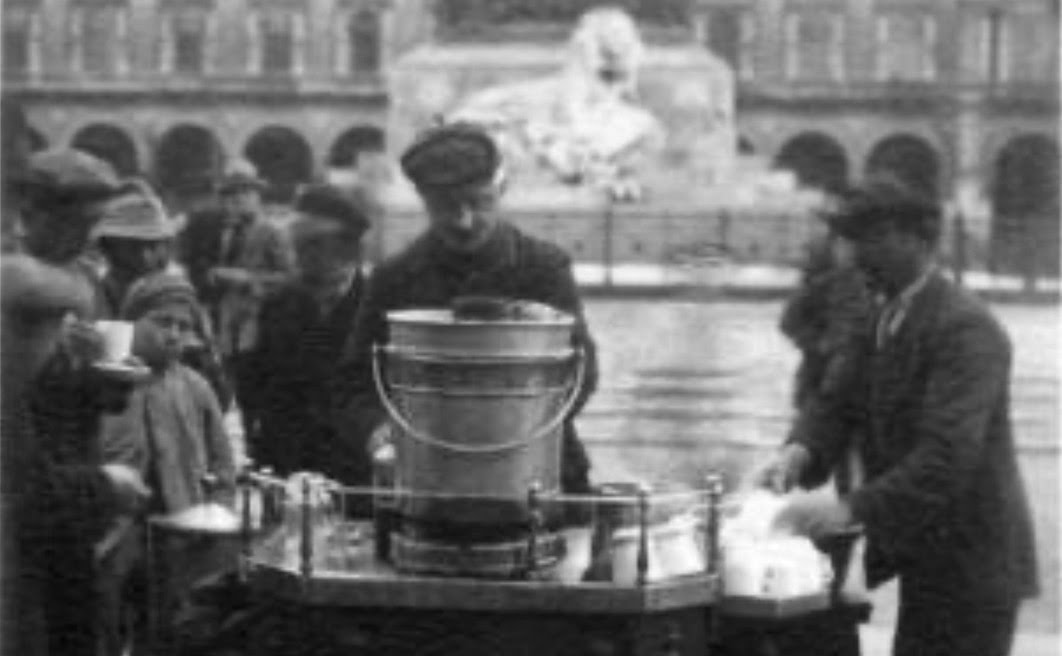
4 0 1058 275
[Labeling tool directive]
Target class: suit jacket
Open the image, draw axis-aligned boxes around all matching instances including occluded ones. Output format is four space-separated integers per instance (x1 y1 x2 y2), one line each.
177 209 294 354
793 273 1038 603
332 222 598 492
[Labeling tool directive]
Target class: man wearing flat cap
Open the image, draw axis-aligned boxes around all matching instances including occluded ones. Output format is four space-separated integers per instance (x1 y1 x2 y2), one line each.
178 161 295 442
333 122 598 493
252 184 373 483
760 175 1038 656
2 145 150 656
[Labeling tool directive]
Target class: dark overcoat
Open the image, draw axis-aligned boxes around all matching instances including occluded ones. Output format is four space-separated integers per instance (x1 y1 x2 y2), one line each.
253 275 366 482
332 222 598 492
792 273 1038 605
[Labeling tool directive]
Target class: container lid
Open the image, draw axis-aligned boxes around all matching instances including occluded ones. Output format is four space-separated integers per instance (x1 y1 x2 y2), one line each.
387 307 575 328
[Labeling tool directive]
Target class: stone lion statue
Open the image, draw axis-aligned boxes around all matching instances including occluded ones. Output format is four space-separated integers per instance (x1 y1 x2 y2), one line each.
450 7 664 201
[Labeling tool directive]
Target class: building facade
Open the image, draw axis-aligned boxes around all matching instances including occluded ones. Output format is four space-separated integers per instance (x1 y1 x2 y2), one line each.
4 0 1058 272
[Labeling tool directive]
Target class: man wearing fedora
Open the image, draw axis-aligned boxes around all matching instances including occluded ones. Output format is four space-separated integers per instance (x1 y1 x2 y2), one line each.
333 122 597 494
178 161 294 439
761 176 1038 656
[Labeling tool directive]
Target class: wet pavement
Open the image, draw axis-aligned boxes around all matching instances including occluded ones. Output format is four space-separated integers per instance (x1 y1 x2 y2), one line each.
578 297 1060 635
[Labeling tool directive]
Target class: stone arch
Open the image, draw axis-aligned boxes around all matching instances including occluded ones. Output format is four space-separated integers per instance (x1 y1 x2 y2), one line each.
243 125 314 203
328 125 385 167
155 123 225 206
71 123 139 177
865 133 940 200
774 132 849 194
990 133 1059 275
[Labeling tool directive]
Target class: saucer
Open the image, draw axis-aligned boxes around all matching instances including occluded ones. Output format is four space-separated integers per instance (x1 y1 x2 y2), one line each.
92 359 152 383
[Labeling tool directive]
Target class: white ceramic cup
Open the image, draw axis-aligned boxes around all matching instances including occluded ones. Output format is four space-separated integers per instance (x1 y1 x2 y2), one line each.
95 320 134 363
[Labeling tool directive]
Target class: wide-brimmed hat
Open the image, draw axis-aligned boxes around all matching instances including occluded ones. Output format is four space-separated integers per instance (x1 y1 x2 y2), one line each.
400 121 500 189
217 160 267 195
825 175 941 243
93 178 175 242
14 148 122 205
293 184 371 238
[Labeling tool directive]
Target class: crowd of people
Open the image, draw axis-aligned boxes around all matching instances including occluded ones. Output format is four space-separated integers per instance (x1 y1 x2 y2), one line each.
0 93 1039 656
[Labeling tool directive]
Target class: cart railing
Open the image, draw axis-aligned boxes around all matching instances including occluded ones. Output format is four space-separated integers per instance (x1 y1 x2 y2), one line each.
235 468 725 589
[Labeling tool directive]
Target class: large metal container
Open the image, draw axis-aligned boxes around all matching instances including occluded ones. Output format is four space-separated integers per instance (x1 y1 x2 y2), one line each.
374 309 582 536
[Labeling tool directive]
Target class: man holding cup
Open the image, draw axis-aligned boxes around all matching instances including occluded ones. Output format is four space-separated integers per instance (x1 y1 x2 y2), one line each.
4 146 152 656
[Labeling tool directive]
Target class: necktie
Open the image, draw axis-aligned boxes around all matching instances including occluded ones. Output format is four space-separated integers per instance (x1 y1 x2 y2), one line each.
221 222 246 266
875 301 902 349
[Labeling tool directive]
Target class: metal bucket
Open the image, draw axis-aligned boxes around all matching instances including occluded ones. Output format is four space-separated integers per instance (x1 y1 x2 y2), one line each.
373 310 583 536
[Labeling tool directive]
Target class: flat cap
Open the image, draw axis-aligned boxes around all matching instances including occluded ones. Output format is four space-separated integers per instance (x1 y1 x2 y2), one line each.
400 122 500 189
218 159 267 195
16 148 122 202
294 184 371 236
826 175 941 243
94 178 175 241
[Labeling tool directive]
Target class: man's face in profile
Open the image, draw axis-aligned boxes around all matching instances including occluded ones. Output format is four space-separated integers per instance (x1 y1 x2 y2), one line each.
421 176 503 253
222 187 262 223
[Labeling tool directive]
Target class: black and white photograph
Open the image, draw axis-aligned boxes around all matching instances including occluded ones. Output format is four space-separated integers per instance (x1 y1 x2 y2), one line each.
1 0 1058 654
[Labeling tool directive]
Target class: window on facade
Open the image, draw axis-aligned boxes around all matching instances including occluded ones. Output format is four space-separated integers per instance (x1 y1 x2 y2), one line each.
704 8 756 80
785 12 844 81
1004 14 1057 82
349 9 381 74
72 6 127 75
261 14 294 73
2 10 38 75
876 13 936 81
173 13 207 73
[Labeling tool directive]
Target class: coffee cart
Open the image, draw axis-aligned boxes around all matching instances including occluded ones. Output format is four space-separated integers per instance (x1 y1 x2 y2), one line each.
162 305 870 655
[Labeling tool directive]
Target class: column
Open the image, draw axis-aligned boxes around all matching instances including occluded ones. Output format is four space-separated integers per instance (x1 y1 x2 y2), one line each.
951 92 992 246
754 0 783 82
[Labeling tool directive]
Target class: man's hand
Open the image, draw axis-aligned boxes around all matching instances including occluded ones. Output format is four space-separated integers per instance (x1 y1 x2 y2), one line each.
100 464 151 514
208 267 253 289
367 422 394 458
62 318 105 365
754 443 812 494
774 493 856 540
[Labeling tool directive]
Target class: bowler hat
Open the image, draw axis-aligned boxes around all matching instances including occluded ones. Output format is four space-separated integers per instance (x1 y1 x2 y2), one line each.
217 160 267 195
294 184 371 237
826 175 941 244
400 122 500 189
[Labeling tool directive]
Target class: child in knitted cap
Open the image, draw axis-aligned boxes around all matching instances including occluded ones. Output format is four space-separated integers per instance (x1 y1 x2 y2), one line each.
102 271 235 513
96 272 236 652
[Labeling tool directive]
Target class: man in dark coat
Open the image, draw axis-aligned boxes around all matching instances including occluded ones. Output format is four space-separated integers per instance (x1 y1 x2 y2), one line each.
2 144 151 656
763 176 1038 656
333 122 597 492
252 184 371 483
